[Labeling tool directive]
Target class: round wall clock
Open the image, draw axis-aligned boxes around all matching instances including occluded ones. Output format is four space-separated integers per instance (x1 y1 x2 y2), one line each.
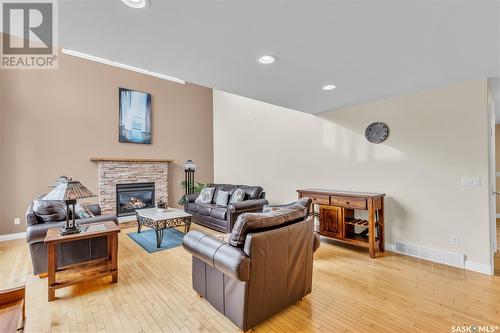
365 122 389 144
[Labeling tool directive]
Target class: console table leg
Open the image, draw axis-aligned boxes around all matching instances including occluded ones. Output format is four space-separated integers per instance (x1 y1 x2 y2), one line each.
368 198 376 258
379 198 385 252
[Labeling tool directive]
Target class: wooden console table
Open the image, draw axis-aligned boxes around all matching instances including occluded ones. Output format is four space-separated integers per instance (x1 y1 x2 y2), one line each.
44 221 120 301
297 189 385 258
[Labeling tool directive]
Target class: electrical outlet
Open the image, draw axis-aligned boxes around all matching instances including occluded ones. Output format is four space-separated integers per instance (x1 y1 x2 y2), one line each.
461 176 481 187
14 218 20 225
450 235 459 245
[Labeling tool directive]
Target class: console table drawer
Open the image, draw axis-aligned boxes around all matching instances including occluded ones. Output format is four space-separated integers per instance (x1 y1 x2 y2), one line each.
304 193 330 205
331 196 367 210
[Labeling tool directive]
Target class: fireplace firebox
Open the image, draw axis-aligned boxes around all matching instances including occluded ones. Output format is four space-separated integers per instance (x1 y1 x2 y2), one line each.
116 182 155 216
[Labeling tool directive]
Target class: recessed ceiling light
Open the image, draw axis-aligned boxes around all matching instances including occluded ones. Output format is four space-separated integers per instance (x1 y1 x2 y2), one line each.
121 0 149 9
258 55 277 64
322 84 336 91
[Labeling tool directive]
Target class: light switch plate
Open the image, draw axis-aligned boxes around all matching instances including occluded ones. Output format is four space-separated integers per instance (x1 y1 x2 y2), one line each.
461 176 481 187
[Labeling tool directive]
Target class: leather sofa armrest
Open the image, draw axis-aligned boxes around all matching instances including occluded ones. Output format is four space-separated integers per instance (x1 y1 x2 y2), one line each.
185 193 199 204
182 230 250 281
26 204 40 228
228 198 269 213
87 204 101 216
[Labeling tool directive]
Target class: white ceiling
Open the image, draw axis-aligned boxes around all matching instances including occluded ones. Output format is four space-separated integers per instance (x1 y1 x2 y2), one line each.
58 0 500 114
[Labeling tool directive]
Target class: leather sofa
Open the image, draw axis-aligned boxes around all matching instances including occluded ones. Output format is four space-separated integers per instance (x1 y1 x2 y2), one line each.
183 197 320 331
184 184 268 233
26 200 117 275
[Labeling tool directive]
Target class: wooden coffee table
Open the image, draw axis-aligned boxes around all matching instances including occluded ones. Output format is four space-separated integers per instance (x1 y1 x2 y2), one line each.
44 221 120 302
136 208 192 248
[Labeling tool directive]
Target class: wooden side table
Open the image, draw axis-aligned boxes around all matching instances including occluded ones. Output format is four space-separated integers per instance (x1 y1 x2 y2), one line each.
297 189 385 258
44 221 120 302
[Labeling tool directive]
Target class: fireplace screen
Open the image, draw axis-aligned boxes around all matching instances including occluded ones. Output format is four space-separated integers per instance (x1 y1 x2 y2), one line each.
116 182 155 216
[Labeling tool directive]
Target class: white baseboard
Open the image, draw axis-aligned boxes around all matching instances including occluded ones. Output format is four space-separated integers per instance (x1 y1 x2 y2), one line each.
0 232 26 242
464 261 494 275
386 241 493 275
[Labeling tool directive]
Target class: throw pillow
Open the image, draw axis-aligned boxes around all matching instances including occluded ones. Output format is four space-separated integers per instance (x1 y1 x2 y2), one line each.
74 203 95 219
195 187 215 204
33 199 67 223
216 190 229 207
229 188 246 204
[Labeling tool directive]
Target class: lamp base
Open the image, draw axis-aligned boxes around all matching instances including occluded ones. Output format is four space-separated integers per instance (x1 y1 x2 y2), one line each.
59 226 81 235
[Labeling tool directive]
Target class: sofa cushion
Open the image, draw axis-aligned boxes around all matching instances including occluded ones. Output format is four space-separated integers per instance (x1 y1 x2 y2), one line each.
229 202 308 247
74 203 95 219
238 185 263 200
215 191 229 207
210 206 227 220
229 188 246 204
195 187 215 204
198 204 213 216
212 184 237 203
33 200 67 223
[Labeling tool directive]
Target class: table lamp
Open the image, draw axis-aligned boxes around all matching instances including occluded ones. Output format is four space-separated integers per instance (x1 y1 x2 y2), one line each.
42 180 96 235
49 175 71 188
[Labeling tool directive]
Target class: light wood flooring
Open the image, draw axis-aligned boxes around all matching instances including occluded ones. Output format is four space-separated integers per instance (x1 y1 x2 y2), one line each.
1 224 500 333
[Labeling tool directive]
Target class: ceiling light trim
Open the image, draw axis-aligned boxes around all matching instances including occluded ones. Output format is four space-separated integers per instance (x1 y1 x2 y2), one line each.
121 0 149 9
322 84 336 91
257 55 277 64
62 49 185 84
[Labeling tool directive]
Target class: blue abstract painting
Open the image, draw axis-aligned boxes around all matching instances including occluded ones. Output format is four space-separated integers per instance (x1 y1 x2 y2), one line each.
119 88 152 144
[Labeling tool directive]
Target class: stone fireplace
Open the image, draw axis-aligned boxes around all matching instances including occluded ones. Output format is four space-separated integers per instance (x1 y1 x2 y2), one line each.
90 158 171 214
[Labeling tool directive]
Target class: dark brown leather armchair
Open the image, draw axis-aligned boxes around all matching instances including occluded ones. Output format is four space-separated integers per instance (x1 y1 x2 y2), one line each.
183 198 320 331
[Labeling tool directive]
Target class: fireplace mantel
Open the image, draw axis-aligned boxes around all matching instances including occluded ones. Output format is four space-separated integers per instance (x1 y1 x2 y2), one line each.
90 158 173 163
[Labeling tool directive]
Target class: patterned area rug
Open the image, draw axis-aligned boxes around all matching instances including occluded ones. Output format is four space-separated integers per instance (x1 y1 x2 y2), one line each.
127 228 185 253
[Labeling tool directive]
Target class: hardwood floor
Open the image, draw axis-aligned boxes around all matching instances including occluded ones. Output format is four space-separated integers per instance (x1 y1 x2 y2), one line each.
1 224 500 333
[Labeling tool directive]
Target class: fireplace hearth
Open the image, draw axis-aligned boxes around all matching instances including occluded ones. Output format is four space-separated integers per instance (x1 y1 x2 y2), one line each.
116 182 155 216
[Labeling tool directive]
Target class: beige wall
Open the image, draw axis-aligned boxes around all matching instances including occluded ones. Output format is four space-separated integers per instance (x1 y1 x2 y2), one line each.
214 80 491 267
0 53 213 235
496 125 500 214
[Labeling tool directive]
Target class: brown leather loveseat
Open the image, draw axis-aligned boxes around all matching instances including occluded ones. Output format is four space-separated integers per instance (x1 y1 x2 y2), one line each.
184 183 268 233
182 197 320 331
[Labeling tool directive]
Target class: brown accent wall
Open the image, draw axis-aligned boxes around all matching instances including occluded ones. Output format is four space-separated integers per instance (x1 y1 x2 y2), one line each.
0 51 213 235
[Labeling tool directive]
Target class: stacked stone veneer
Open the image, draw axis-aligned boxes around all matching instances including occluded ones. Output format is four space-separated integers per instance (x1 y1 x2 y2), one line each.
96 161 168 213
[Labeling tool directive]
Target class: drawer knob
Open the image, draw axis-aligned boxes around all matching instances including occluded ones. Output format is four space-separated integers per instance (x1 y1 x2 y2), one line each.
346 201 349 205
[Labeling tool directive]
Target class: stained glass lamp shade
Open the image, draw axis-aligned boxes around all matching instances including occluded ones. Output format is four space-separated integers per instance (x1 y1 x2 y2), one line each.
43 181 96 235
